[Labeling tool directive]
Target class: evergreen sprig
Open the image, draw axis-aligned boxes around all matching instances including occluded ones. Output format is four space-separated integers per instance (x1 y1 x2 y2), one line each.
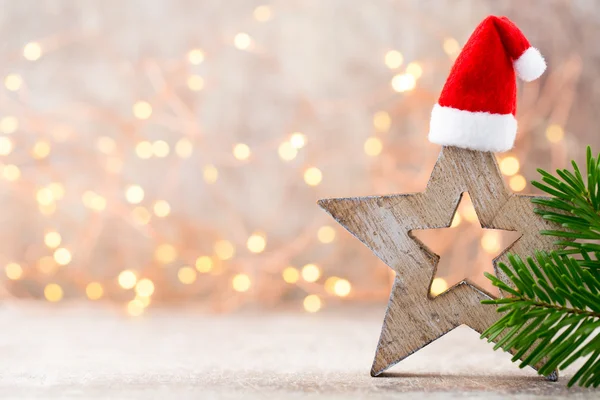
531 146 600 262
481 146 600 387
481 252 600 387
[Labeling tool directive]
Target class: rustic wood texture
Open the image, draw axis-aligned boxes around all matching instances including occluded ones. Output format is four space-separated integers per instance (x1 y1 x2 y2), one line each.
2 305 598 399
318 146 560 378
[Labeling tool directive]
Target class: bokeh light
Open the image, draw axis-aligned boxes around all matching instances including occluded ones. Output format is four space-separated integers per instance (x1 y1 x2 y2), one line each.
86 282 104 300
303 295 321 313
44 283 63 302
301 264 320 282
282 267 299 284
304 167 322 186
430 277 448 296
232 273 251 292
384 50 403 69
391 73 416 92
118 270 137 289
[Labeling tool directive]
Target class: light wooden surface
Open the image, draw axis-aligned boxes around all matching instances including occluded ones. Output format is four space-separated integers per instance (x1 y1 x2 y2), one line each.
319 146 560 377
0 304 595 399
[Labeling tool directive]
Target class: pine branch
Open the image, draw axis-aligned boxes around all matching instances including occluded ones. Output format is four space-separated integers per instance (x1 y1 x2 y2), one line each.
531 146 600 265
481 252 600 387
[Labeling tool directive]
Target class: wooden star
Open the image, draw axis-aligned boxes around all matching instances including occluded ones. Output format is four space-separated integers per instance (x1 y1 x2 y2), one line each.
318 146 559 377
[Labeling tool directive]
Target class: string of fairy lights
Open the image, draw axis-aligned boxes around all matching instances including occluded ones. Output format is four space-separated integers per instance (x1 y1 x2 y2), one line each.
0 4 576 316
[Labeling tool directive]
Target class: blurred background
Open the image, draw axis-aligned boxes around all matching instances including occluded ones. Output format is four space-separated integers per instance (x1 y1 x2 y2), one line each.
0 0 595 315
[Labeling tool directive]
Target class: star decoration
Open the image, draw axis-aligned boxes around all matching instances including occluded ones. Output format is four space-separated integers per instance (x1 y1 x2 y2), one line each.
411 193 522 296
318 146 560 377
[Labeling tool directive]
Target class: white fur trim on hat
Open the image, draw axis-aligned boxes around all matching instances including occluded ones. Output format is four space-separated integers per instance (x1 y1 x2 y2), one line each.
514 47 546 82
428 104 517 152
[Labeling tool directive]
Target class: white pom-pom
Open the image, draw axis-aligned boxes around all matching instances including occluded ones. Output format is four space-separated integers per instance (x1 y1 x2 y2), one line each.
514 47 546 82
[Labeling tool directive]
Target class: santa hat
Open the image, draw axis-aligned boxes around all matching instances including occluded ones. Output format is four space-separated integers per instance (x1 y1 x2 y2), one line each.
428 16 546 152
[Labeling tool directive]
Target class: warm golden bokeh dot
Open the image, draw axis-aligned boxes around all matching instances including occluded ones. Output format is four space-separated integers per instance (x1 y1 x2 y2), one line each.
36 187 54 206
406 62 423 79
234 32 252 50
152 140 170 158
304 167 322 186
324 276 339 294
278 141 297 161
118 270 137 289
2 165 20 181
364 136 383 156
175 138 193 158
391 73 416 92
187 49 205 65
125 185 145 204
232 273 251 292
233 143 251 160
39 202 57 216
373 111 391 132
459 194 478 223
0 136 14 155
289 132 306 149
23 41 42 61
384 50 403 69
135 141 153 159
44 231 62 249
282 267 299 284
127 299 145 316
195 256 213 273
48 182 65 200
83 191 107 212
155 243 178 264
443 37 460 56
500 156 520 176
153 200 171 217
301 263 320 282
246 232 267 253
546 124 564 143
32 140 51 159
0 116 18 134
53 247 72 266
481 231 501 253
86 282 104 300
136 295 151 307
215 240 235 260
334 279 351 297
509 174 527 192
430 277 448 296
450 212 461 228
187 75 205 91
203 164 219 184
317 225 336 244
135 278 155 297
4 73 22 91
178 266 197 284
44 283 64 302
133 101 152 120
5 262 22 280
303 294 322 313
253 5 272 22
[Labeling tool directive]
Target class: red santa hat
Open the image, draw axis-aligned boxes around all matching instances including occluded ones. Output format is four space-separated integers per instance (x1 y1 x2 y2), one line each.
428 16 546 152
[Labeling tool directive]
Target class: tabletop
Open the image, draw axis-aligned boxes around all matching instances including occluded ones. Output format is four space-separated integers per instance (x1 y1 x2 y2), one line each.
0 303 596 399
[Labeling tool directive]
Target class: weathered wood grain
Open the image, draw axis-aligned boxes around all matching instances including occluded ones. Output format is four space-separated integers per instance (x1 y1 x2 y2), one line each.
318 146 560 378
